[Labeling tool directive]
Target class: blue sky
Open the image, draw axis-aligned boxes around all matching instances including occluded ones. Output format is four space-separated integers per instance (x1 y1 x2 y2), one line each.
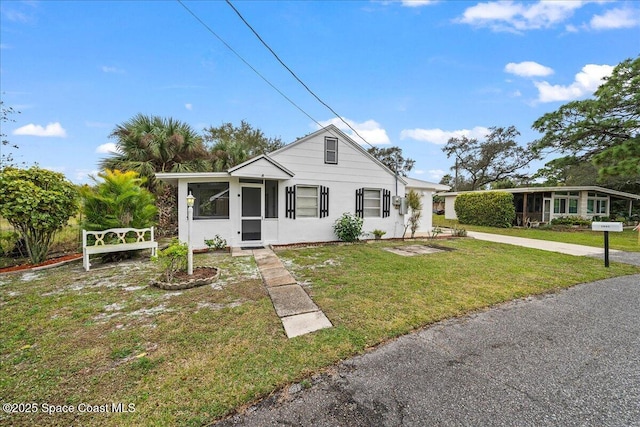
1 0 639 184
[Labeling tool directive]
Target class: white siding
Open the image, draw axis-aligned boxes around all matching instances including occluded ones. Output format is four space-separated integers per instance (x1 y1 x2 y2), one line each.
444 195 458 220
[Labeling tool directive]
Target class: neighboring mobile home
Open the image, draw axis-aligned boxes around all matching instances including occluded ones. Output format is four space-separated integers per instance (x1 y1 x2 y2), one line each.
441 186 640 225
156 125 449 249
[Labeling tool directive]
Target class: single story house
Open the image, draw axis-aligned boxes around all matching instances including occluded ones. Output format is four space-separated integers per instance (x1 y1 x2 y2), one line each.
440 186 640 225
156 124 449 249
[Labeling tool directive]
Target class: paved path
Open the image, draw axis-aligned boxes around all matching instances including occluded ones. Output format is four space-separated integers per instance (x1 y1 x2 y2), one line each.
215 274 640 426
252 247 332 338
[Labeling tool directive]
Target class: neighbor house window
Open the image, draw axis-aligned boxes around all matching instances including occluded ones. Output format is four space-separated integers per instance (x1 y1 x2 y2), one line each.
325 137 338 164
188 182 229 219
265 180 278 219
553 191 579 215
587 192 608 215
296 186 319 218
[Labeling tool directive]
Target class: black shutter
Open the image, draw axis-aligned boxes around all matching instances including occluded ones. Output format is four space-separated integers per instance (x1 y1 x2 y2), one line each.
355 188 364 218
286 186 296 219
320 186 329 218
382 189 391 218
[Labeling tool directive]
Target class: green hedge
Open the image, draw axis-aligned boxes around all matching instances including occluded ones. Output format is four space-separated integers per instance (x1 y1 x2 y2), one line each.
454 192 515 228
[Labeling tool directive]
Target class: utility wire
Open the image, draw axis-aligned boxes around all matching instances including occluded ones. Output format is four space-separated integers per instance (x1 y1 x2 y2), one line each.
224 0 374 149
177 0 331 135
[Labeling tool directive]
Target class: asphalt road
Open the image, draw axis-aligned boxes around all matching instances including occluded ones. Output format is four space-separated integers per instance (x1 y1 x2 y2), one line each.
215 274 640 427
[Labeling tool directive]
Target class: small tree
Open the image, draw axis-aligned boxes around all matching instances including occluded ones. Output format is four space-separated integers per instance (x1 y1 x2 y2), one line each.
80 170 157 230
406 189 423 238
0 167 79 263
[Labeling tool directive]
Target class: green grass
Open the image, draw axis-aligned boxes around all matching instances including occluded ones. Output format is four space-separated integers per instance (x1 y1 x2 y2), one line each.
433 214 640 252
1 241 639 426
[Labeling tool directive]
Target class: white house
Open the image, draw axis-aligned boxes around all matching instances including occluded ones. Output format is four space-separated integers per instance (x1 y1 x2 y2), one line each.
156 125 448 249
441 186 640 225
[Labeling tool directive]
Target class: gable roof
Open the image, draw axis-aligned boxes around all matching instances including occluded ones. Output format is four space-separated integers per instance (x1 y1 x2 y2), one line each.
440 186 640 200
228 154 294 179
268 124 407 185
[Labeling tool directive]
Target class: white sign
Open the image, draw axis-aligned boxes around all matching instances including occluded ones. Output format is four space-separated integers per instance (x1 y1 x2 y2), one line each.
592 222 623 232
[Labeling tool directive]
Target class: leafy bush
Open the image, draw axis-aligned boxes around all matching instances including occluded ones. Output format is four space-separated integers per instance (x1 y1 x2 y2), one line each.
205 235 227 251
550 216 591 227
0 167 79 263
451 226 467 237
333 212 364 242
407 189 423 238
371 229 386 239
153 239 188 282
0 230 20 257
454 191 515 228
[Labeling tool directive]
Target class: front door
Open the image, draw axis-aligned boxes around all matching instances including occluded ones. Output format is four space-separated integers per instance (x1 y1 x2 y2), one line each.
241 185 262 242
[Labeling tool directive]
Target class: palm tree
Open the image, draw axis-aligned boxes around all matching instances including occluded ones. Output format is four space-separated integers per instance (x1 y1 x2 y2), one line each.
100 114 211 188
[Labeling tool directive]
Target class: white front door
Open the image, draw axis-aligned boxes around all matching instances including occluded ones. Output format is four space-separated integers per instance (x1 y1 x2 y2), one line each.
241 185 262 243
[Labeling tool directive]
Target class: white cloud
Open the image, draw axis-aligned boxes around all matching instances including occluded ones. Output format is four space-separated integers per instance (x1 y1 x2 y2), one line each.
318 117 390 145
458 1 584 32
95 143 121 154
13 122 67 137
505 61 554 77
401 0 438 7
185 103 193 111
428 169 446 181
590 8 640 30
534 63 614 103
101 65 124 74
400 126 490 145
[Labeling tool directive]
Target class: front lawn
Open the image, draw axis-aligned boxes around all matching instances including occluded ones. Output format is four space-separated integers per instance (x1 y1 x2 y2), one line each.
1 240 639 426
433 214 640 252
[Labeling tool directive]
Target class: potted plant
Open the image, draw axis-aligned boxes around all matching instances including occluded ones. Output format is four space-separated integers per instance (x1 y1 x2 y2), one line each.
372 229 386 240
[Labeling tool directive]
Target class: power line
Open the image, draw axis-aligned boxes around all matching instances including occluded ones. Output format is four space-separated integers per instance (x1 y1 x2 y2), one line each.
176 0 333 136
224 0 375 149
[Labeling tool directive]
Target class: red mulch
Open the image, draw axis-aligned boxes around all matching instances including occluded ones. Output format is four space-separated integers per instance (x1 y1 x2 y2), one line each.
0 253 82 274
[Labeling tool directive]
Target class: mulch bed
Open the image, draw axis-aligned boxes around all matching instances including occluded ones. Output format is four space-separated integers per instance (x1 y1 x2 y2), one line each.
0 253 83 274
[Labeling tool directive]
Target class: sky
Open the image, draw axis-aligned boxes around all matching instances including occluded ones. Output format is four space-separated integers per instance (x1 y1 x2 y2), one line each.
1 0 639 185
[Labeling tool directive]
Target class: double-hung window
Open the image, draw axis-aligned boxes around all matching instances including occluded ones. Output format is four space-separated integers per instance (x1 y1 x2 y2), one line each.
587 192 608 215
188 182 230 219
363 189 382 217
325 137 338 164
553 191 579 215
296 186 319 218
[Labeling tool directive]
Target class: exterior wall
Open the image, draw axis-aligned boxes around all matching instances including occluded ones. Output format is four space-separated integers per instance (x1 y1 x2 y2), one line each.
444 195 458 220
270 131 406 244
405 188 434 233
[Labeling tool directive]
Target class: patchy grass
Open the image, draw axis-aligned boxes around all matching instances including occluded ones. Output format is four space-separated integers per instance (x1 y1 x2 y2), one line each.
1 240 639 426
433 214 640 252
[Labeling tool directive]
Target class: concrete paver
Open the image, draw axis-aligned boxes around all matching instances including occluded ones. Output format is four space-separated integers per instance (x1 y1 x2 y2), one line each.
268 285 319 317
281 311 334 338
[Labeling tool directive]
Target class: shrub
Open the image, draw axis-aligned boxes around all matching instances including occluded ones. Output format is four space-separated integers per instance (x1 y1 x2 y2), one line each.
205 235 227 251
371 229 386 239
153 239 188 282
550 217 591 227
406 189 423 238
454 191 515 228
0 167 79 263
333 212 363 242
80 169 157 231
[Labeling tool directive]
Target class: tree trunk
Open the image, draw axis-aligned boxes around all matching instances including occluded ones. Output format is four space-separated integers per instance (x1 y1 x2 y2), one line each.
157 184 178 237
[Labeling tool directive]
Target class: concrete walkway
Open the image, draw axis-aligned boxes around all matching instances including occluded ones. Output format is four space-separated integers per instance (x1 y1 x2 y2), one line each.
252 247 332 338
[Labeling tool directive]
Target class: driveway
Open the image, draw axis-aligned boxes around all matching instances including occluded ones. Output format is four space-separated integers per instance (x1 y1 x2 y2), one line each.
215 274 640 426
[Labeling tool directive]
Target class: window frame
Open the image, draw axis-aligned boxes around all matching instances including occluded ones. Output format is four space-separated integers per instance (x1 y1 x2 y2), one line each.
264 180 278 219
324 137 338 165
188 182 230 220
296 185 319 218
363 188 382 218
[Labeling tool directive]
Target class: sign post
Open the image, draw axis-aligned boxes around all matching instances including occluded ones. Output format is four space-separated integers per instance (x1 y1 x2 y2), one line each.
591 222 624 267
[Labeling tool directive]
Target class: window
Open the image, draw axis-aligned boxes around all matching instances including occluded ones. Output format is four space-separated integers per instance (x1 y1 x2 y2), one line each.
587 193 608 215
188 182 229 219
363 189 382 217
325 137 338 164
265 180 278 219
296 186 318 218
553 191 579 215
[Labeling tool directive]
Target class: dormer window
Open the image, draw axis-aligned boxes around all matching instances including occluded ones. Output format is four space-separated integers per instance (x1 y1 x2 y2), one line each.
325 137 338 164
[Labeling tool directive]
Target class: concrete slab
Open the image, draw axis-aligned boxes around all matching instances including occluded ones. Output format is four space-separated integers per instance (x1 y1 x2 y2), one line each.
268 285 318 317
260 268 297 287
383 245 444 257
255 256 284 270
231 247 253 257
281 311 333 338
